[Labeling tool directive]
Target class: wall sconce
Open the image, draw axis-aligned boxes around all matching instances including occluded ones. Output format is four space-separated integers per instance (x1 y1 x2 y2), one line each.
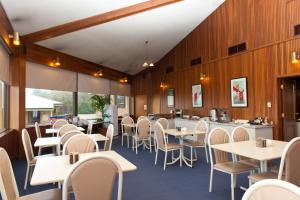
8 31 21 46
160 82 167 88
49 57 61 67
200 73 206 81
94 70 103 77
291 51 300 64
120 77 128 83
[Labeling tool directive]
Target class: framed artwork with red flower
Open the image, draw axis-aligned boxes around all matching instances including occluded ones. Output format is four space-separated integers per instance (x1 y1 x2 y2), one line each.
192 84 203 107
231 77 248 107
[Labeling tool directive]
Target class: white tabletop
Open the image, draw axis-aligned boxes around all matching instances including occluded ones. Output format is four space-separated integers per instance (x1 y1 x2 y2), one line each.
165 129 206 137
211 140 288 161
30 151 137 186
34 134 108 147
45 127 85 134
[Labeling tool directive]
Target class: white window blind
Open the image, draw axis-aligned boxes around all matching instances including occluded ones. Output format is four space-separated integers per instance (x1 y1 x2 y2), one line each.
77 73 110 94
26 62 77 91
0 44 10 84
110 80 131 96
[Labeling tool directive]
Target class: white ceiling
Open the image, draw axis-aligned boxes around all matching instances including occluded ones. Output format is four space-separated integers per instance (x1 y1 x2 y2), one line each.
2 0 225 75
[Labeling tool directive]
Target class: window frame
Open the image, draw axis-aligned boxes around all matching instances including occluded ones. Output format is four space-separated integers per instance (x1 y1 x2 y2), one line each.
0 81 8 133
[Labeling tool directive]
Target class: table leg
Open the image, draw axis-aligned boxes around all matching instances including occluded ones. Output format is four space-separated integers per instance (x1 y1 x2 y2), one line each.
179 137 193 168
260 160 267 173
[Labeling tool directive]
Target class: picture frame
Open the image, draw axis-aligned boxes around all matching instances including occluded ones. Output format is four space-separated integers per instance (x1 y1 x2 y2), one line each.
167 88 175 108
230 77 248 107
115 95 125 108
192 84 203 107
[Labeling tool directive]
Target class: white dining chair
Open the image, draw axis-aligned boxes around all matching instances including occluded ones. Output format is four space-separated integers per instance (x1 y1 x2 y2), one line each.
121 116 134 148
62 134 99 155
52 119 68 129
104 124 114 151
57 130 82 155
57 124 78 137
62 155 123 200
133 118 152 154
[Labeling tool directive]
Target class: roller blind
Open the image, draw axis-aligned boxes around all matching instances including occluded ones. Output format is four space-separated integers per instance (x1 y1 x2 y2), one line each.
110 80 131 96
26 62 77 91
0 44 10 84
77 73 110 94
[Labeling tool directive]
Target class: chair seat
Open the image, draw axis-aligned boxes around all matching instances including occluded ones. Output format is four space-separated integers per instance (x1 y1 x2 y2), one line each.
183 139 205 147
214 161 255 173
248 172 282 183
164 143 182 151
239 159 260 168
20 188 62 200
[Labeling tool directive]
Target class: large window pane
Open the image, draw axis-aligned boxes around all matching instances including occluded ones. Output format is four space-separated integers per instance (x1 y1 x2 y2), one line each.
78 92 97 120
0 81 7 132
25 88 73 125
111 95 130 117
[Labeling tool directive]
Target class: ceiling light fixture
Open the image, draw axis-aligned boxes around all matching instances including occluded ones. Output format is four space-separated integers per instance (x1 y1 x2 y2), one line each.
120 77 128 83
8 31 21 46
142 41 154 68
160 81 167 88
94 70 103 77
200 73 206 81
291 51 300 64
54 57 61 67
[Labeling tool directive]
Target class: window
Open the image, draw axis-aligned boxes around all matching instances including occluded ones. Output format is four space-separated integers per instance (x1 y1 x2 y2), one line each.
25 88 74 125
0 81 8 132
111 95 130 117
77 92 97 120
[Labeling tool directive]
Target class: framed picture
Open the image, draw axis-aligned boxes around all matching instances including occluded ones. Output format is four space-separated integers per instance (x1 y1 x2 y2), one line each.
115 95 125 108
231 77 248 107
192 84 203 107
167 88 175 108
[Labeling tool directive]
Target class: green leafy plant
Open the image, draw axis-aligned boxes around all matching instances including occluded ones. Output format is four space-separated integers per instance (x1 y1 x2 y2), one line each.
90 95 111 122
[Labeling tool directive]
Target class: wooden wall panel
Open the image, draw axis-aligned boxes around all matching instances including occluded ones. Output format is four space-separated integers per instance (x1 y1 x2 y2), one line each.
284 38 300 75
286 0 300 39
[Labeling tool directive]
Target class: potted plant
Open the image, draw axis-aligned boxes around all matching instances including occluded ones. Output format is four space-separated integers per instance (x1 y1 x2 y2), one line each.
90 95 111 122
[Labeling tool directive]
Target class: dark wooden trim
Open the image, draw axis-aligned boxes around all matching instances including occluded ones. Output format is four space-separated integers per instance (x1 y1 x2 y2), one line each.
22 0 182 43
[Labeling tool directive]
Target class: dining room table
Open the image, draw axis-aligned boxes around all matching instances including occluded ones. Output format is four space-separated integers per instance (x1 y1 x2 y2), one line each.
164 128 206 168
30 150 137 186
45 126 85 135
211 140 288 172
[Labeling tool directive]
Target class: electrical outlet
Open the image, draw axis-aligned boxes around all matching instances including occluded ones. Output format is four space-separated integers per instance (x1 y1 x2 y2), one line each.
267 101 272 108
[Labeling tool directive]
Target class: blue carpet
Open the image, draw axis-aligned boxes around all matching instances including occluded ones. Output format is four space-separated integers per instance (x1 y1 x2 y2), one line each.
1 137 248 200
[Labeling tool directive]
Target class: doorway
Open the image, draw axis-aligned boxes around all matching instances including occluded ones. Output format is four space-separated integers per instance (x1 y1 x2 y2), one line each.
281 77 300 141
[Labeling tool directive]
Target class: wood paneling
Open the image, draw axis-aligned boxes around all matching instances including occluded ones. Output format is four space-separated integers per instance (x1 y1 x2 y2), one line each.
132 0 300 140
0 2 15 54
0 130 19 159
22 0 182 43
26 44 131 82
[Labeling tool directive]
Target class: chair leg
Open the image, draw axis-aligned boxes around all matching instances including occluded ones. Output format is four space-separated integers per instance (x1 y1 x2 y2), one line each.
205 145 209 163
179 149 182 168
194 148 197 160
190 147 193 167
164 151 168 171
155 149 158 165
122 134 124 146
24 165 30 190
135 139 138 154
209 168 214 192
149 138 152 153
231 174 235 200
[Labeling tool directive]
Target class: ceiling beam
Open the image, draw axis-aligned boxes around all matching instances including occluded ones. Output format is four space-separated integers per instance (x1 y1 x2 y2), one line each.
22 0 182 43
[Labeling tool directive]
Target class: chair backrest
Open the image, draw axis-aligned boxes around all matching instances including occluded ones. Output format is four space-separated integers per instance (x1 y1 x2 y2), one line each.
121 116 134 135
104 124 114 151
195 120 208 143
0 148 19 200
63 155 123 200
231 126 250 161
208 128 230 164
87 122 93 135
157 118 169 130
242 179 300 200
34 122 42 138
137 116 148 122
52 119 68 129
136 119 151 140
231 126 249 142
22 129 35 164
58 130 82 155
278 137 300 186
154 122 167 150
58 124 78 137
62 134 98 155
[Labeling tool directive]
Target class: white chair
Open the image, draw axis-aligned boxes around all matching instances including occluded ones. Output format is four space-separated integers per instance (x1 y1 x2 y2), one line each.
121 116 134 148
137 116 148 122
62 155 123 200
52 119 68 129
0 148 61 200
157 118 169 143
57 130 82 155
104 124 114 151
22 129 54 190
57 124 78 137
133 119 152 154
208 128 255 200
62 134 98 155
242 179 300 200
35 122 47 155
183 120 209 166
154 122 182 170
87 121 93 135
